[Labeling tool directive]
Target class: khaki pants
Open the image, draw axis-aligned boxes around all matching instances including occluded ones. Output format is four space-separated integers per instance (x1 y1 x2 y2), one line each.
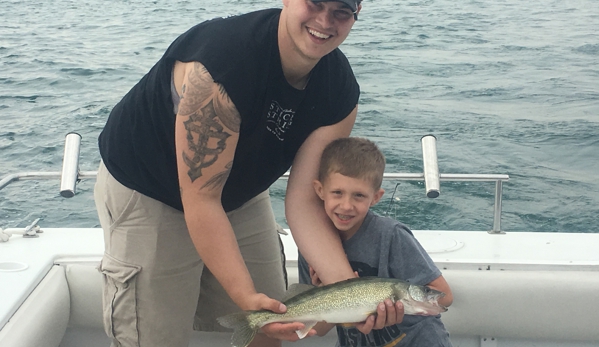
94 162 286 347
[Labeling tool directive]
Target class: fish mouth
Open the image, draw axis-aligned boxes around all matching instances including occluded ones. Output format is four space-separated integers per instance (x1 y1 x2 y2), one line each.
404 285 448 315
435 302 448 313
422 298 448 313
428 293 448 312
404 298 448 315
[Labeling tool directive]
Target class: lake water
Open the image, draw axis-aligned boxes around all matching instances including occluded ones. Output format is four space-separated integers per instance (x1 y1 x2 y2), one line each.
1 0 598 232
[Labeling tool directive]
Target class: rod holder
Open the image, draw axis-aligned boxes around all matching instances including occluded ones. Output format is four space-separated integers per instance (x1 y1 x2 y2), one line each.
60 132 82 198
421 135 440 198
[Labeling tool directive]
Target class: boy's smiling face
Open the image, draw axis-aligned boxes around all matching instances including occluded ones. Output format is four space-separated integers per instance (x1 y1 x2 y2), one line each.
314 172 384 240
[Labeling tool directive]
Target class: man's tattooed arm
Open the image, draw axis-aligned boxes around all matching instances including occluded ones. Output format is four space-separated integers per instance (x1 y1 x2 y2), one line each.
173 62 259 313
175 62 241 193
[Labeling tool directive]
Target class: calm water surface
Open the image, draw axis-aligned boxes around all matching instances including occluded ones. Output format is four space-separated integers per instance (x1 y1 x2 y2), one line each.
1 0 598 232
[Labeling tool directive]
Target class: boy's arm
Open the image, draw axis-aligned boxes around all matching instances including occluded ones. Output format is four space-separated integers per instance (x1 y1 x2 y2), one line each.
427 275 453 307
389 223 453 308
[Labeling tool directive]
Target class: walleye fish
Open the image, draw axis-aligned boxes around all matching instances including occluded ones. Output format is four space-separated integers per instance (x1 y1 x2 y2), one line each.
217 276 447 347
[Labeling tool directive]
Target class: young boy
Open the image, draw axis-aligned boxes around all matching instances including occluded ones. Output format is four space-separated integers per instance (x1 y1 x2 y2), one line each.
298 137 454 347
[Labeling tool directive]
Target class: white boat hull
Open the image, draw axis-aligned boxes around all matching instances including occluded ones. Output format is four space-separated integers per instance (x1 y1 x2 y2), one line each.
1 227 598 347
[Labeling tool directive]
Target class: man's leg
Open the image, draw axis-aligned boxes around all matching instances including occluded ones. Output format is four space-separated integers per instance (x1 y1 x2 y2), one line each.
94 162 203 347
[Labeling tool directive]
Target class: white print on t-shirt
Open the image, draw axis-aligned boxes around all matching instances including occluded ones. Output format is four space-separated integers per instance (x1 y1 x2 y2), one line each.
266 100 294 141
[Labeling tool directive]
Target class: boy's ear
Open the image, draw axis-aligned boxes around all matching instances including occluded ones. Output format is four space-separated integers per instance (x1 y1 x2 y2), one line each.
313 179 325 200
370 188 385 206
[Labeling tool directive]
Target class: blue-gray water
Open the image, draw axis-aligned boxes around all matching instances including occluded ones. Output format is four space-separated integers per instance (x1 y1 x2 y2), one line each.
1 0 598 232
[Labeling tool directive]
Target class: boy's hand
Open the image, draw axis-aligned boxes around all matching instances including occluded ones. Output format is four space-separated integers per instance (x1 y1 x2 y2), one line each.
355 299 404 334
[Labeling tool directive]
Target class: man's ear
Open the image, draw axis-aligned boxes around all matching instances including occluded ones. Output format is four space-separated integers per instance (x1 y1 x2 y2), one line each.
313 179 325 200
370 188 385 206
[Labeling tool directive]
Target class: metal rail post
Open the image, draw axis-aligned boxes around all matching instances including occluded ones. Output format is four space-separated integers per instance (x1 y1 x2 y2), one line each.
421 135 440 198
59 132 82 198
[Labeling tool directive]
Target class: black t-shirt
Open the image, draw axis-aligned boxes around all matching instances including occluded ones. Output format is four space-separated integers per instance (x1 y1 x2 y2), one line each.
99 9 360 212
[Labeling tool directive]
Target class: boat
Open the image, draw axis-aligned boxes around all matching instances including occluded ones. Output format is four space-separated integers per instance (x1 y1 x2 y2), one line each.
1 133 598 347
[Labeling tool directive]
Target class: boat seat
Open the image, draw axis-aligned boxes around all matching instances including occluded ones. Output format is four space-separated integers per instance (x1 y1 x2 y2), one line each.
64 263 104 329
442 269 599 342
61 263 599 342
0 266 70 347
7 262 597 346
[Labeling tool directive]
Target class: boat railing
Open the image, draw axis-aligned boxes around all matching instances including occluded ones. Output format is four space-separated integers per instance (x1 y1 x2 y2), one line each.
0 133 509 234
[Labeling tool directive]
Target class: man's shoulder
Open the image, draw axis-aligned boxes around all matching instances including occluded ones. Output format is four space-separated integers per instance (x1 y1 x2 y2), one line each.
193 8 280 26
214 8 281 29
164 8 280 92
182 8 279 42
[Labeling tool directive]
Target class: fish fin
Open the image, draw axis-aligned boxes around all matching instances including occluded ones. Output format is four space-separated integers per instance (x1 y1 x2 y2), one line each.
295 320 318 339
217 311 248 329
283 283 315 301
338 323 356 328
217 312 258 347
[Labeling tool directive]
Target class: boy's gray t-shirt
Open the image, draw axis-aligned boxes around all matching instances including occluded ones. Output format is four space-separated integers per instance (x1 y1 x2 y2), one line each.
298 211 452 347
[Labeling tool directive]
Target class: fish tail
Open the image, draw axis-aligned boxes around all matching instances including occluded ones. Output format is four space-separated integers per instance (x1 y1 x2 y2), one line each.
217 312 258 347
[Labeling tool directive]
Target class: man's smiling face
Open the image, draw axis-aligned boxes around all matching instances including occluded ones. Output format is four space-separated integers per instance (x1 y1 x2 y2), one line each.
280 0 360 63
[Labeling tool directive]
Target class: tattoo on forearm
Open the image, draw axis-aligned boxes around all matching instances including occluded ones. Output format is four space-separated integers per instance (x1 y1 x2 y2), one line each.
202 161 233 190
182 100 231 182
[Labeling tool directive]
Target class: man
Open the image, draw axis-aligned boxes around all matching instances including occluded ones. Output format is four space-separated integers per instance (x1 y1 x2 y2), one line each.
94 1 403 346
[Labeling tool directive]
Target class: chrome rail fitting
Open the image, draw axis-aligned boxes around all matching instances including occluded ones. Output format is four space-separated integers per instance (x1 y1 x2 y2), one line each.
421 135 441 198
60 132 82 198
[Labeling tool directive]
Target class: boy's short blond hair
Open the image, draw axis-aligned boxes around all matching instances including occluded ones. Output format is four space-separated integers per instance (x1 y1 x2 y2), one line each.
318 137 386 190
